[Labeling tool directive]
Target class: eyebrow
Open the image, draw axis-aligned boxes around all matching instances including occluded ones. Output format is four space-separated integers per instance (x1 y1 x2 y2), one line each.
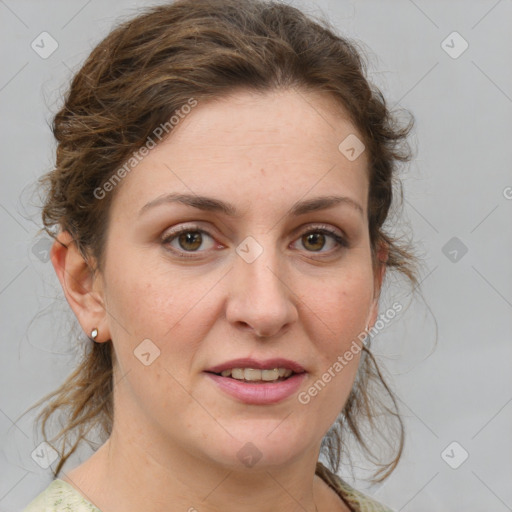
139 193 364 218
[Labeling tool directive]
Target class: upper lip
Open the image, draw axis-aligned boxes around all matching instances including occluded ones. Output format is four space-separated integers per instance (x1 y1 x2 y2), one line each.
205 358 306 374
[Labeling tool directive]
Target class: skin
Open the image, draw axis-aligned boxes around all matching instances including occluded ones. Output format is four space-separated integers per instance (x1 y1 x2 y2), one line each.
51 87 388 512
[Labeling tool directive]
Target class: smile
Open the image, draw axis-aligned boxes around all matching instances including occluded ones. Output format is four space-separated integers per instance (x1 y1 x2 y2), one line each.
216 367 294 382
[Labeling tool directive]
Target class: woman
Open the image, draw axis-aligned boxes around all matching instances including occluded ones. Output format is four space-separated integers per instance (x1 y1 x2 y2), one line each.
22 0 419 510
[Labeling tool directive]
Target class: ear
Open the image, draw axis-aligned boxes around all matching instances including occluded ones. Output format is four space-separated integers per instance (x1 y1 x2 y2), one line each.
366 241 389 329
50 231 110 343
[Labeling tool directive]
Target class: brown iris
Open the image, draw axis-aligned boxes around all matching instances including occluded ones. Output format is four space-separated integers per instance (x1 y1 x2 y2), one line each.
302 232 326 251
178 231 203 251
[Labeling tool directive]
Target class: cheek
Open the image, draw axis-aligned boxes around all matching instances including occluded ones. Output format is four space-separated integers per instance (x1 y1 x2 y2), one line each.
104 248 178 330
300 266 374 346
103 250 216 367
298 274 371 423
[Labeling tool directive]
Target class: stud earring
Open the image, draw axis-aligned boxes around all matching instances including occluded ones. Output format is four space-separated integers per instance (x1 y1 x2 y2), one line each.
90 328 99 341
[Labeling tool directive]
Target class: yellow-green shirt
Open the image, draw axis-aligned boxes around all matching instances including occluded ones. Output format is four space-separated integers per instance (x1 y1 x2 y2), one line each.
23 462 395 512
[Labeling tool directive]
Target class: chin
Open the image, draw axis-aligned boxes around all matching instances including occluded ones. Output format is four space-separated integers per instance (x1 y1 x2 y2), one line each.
201 423 312 471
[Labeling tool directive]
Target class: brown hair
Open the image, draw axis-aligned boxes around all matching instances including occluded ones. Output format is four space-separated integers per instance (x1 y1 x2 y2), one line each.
24 0 420 483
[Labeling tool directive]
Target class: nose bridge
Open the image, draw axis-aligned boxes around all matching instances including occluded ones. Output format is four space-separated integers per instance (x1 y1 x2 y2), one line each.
245 245 281 294
237 234 286 302
228 233 297 337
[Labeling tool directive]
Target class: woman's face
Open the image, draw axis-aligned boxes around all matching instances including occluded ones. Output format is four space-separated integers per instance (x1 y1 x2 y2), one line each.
95 88 385 469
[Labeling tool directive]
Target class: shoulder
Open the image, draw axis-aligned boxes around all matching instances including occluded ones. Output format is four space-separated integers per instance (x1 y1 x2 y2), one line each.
315 462 396 512
22 479 102 512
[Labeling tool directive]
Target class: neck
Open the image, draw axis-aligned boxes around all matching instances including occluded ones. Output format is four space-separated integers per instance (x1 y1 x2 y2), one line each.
62 427 327 512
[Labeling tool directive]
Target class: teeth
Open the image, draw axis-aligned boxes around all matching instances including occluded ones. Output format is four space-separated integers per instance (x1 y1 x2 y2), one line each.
219 368 293 381
261 369 279 381
231 368 244 379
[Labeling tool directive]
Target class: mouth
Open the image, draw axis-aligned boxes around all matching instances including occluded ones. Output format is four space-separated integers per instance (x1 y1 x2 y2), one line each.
206 367 301 384
205 357 306 383
203 358 307 404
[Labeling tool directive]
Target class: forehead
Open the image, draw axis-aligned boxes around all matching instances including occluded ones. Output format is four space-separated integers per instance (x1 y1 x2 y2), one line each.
110 88 369 220
166 87 364 161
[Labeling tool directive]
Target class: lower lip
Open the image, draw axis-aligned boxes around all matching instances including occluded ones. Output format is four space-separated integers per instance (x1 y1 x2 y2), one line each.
204 372 307 405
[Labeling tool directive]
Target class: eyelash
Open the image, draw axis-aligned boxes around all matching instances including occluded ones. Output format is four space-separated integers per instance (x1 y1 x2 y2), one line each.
161 224 349 259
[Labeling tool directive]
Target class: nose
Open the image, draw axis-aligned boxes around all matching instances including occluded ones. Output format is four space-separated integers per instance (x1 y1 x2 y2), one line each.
225 241 298 339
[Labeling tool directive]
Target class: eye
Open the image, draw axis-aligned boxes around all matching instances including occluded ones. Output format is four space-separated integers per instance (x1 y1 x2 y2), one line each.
291 225 348 255
161 223 348 259
161 225 217 258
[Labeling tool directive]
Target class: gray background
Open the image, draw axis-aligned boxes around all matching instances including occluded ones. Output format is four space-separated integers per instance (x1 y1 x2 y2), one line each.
1 0 511 511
